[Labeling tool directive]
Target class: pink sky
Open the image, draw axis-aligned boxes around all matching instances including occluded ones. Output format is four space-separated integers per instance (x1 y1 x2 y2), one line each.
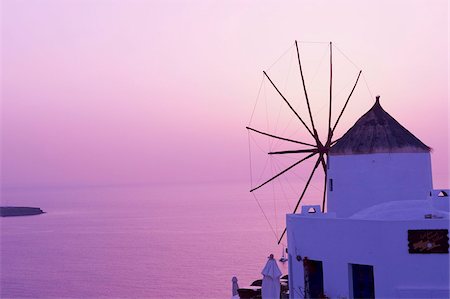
2 0 448 189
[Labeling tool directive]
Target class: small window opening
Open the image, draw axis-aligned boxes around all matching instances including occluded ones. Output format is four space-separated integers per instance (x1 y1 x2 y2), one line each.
329 179 333 191
438 191 448 197
308 207 317 213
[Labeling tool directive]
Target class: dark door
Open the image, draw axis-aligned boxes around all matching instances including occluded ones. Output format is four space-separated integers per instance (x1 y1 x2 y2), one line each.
304 259 324 298
351 264 375 298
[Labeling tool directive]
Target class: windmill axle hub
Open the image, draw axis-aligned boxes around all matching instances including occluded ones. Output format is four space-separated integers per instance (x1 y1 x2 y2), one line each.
317 145 329 154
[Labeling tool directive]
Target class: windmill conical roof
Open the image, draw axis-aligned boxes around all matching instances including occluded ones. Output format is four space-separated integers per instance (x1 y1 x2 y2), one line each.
329 97 430 155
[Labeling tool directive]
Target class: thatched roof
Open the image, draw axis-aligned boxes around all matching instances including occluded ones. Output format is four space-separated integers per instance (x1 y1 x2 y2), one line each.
329 97 430 155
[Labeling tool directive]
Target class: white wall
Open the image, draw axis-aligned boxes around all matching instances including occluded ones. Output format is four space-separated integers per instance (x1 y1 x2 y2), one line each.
286 215 449 299
327 153 433 218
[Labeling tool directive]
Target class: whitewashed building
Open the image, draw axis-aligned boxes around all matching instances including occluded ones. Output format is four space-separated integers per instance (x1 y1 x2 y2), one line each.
286 99 449 299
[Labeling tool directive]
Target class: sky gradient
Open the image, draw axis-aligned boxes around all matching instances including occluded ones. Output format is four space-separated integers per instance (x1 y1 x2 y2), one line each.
2 0 449 189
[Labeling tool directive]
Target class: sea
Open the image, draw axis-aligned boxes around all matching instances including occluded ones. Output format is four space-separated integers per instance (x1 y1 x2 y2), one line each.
1 182 288 298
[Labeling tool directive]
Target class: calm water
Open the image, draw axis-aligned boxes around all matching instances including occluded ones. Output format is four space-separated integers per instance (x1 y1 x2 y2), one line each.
1 182 287 298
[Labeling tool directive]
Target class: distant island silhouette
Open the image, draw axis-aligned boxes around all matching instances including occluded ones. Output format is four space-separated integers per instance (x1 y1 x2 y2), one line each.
0 206 45 217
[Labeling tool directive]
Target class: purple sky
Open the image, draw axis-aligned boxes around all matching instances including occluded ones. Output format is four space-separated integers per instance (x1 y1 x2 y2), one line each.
2 0 448 189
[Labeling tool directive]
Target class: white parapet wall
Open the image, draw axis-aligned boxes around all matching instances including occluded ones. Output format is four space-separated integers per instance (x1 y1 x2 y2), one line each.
430 189 450 211
327 152 433 218
286 214 449 299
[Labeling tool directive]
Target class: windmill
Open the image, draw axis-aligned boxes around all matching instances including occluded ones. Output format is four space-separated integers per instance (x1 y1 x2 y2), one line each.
246 41 363 244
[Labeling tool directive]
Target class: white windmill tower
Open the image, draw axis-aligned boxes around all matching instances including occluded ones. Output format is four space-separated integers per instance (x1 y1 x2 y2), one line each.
327 95 433 218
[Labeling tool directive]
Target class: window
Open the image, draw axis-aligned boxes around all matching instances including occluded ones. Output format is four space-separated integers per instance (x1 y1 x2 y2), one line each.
329 179 333 191
408 229 449 253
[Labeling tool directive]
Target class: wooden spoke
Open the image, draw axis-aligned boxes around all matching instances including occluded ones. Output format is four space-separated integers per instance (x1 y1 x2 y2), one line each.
327 42 333 145
291 157 321 214
277 156 321 244
268 149 318 155
331 138 340 146
250 152 317 193
263 71 315 139
277 228 287 244
246 126 316 147
332 70 362 134
295 41 318 140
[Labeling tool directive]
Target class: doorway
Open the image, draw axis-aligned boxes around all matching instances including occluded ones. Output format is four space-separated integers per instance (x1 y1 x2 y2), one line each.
304 259 324 298
350 263 375 298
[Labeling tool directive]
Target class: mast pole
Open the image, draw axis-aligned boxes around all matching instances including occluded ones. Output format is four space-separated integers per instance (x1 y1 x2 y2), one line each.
328 42 333 143
320 156 327 212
